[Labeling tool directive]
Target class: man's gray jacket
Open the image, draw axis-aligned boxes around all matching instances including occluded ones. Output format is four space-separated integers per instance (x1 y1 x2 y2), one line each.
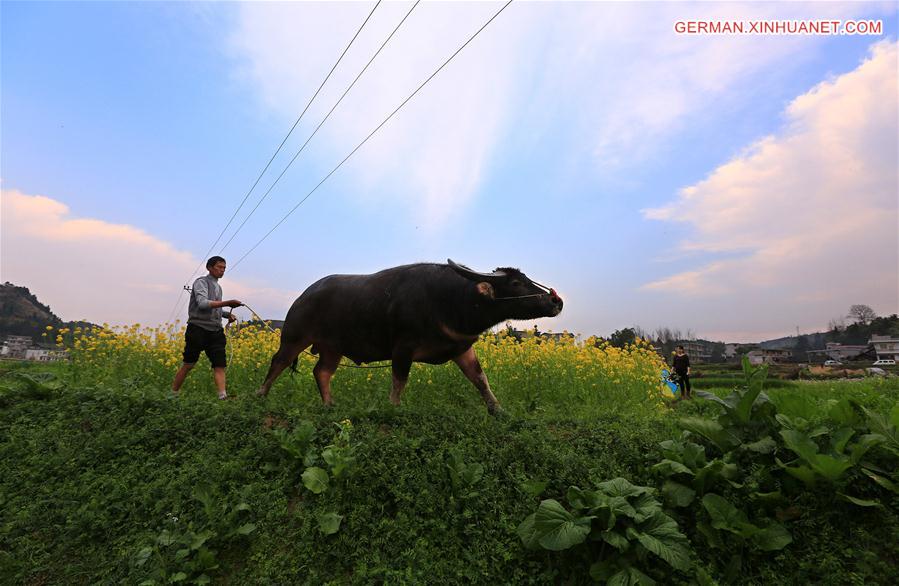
188 275 224 331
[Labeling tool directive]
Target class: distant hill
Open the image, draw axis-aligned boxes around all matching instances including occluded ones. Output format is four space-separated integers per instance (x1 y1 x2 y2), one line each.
0 282 95 340
760 332 828 350
758 315 899 350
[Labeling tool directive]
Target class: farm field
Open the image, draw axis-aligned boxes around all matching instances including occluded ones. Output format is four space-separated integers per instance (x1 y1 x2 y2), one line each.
1 327 898 585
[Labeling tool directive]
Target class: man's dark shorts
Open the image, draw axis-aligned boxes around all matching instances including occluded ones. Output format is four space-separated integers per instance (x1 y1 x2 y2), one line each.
183 324 227 368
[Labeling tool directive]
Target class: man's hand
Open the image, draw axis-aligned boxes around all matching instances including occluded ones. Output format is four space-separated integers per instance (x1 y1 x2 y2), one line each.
226 312 238 324
225 299 243 308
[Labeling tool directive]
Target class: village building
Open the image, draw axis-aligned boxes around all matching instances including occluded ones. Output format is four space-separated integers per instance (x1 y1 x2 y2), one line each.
1 335 33 359
806 342 871 363
675 340 713 363
869 335 899 361
1 335 67 362
745 348 793 365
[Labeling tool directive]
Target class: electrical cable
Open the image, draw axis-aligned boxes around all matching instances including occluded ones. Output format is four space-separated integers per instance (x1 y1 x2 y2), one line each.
219 0 422 255
229 0 515 271
165 0 383 324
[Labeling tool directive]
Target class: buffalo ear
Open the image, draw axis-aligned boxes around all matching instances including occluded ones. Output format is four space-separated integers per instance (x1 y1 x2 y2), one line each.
476 282 495 300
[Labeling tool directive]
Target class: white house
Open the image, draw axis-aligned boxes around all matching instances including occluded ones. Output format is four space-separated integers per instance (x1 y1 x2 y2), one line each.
746 348 792 365
2 335 32 359
869 335 899 361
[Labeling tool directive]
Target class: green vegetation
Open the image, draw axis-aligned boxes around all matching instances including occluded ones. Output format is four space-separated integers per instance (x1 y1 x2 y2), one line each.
1 358 897 584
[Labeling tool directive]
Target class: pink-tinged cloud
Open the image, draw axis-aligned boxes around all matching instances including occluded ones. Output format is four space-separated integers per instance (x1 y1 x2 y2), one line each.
1 189 295 326
641 41 898 328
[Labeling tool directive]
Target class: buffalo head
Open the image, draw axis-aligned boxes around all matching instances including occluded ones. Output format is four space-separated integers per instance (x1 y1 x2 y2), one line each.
448 259 563 320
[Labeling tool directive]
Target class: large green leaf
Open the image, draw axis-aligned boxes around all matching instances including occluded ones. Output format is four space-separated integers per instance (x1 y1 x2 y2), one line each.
850 434 884 464
735 385 764 425
779 429 819 463
635 512 692 571
596 477 649 498
701 494 757 537
693 460 738 495
827 399 860 426
653 459 694 477
661 480 696 508
830 427 855 454
602 530 630 551
533 499 592 551
778 461 818 486
607 496 637 519
317 511 343 535
521 479 548 499
567 486 603 510
632 492 663 522
811 454 853 482
516 513 540 549
301 467 329 494
695 391 735 411
680 417 739 452
750 523 792 551
743 436 777 454
857 403 899 456
682 441 708 469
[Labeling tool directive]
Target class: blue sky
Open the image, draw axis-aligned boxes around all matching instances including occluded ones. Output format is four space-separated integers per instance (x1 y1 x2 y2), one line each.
2 1 897 342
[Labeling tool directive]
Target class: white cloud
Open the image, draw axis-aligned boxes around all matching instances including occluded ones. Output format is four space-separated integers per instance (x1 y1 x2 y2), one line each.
0 189 296 326
226 1 885 230
642 42 898 330
228 1 529 231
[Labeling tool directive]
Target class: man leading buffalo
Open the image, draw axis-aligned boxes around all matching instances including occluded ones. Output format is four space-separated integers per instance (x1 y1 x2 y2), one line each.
171 256 243 400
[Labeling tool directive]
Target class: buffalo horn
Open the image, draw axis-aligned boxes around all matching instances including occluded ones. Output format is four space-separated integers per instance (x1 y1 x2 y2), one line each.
447 259 507 282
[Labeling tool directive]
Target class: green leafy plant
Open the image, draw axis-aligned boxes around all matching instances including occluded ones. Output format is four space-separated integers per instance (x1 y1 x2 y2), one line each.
654 357 794 582
297 420 357 535
0 371 65 400
446 449 484 501
134 485 256 585
300 419 357 494
696 493 791 582
316 511 343 536
652 435 740 508
683 357 777 454
775 400 884 506
321 419 357 480
518 477 692 585
271 419 317 470
850 400 899 497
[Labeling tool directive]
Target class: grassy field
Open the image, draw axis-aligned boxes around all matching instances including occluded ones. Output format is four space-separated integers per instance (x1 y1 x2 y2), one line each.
1 331 898 585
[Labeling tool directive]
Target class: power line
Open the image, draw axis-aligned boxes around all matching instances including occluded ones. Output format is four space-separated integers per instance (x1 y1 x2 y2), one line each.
219 0 422 255
165 0 383 324
230 0 515 271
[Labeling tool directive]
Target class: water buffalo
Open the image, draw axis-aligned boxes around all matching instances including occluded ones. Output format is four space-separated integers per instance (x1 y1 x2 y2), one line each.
255 259 563 414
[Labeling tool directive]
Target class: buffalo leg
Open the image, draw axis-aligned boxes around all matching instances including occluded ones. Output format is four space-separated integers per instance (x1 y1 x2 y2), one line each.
453 347 500 415
389 357 412 406
313 350 342 406
257 339 308 397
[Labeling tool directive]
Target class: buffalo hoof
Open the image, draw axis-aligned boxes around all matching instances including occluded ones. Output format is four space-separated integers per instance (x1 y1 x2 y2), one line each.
487 403 503 417
255 388 269 397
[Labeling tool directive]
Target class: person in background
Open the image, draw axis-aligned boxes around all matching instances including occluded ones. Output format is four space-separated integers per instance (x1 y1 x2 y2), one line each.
672 345 692 399
171 256 242 399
